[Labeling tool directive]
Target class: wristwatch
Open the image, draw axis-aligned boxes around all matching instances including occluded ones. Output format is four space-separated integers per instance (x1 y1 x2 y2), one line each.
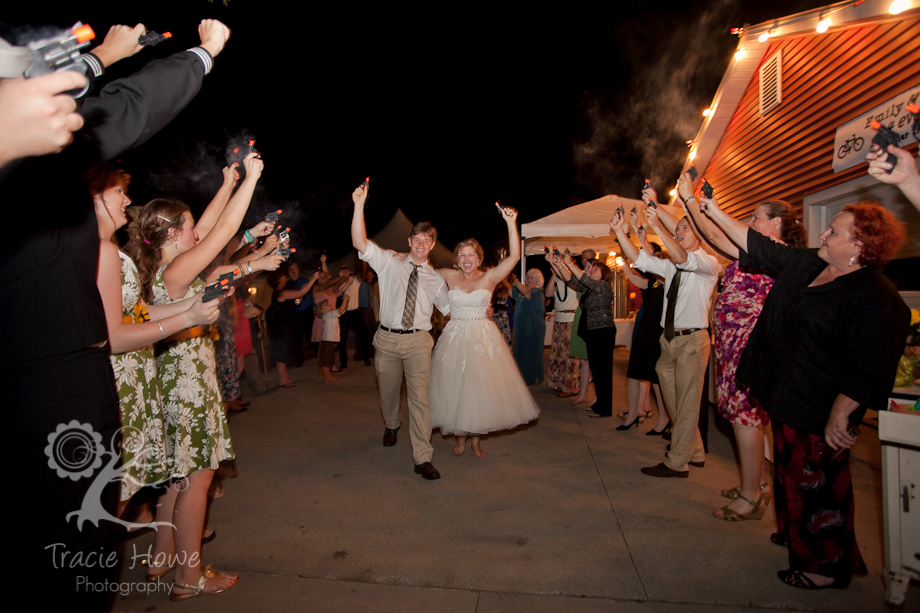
246 261 254 274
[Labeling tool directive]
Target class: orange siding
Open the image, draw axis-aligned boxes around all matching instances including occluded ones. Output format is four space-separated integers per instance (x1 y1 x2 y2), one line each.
704 17 920 220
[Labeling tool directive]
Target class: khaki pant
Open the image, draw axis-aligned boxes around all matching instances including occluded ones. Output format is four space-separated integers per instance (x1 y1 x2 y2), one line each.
656 330 709 472
373 328 434 465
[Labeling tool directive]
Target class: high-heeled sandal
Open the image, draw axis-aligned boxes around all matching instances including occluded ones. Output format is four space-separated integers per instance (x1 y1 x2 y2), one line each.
616 416 641 431
721 482 771 502
712 493 766 522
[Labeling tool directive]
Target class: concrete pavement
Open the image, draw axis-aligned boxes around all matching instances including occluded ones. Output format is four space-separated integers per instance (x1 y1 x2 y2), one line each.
109 348 919 612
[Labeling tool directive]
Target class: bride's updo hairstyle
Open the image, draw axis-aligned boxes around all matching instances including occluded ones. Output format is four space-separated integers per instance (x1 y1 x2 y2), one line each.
453 238 484 268
126 198 191 301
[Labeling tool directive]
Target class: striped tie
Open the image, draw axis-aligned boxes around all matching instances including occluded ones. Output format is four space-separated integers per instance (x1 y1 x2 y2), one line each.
401 264 421 329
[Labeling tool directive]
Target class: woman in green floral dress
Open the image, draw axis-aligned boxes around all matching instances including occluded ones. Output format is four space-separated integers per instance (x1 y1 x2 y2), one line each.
129 154 282 598
89 164 221 522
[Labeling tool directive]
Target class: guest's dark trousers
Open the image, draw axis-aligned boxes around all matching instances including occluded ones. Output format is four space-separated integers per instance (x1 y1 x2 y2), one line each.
584 325 616 417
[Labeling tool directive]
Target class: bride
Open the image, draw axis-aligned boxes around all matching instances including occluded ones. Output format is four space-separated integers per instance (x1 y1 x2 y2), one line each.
429 205 540 458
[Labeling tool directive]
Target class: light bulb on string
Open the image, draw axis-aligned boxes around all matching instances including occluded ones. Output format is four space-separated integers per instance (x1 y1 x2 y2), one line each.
889 0 909 14
816 14 830 33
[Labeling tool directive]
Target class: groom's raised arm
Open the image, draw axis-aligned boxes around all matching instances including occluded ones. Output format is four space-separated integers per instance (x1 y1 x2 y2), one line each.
351 182 369 254
433 277 450 316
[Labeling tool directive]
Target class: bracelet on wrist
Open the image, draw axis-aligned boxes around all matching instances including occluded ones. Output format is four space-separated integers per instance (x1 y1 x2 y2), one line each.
157 320 166 339
243 229 254 244
247 261 254 275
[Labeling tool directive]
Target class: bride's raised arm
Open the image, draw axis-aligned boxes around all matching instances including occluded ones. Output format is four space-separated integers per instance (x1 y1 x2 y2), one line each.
482 205 520 285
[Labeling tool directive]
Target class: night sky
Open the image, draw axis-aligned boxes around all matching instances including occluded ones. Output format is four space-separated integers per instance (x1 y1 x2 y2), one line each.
6 0 827 267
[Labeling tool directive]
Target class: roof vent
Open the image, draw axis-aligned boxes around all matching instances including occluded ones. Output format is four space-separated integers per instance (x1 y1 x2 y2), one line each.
759 49 782 116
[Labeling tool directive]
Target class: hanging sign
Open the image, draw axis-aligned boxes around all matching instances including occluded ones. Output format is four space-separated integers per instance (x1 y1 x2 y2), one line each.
832 84 919 173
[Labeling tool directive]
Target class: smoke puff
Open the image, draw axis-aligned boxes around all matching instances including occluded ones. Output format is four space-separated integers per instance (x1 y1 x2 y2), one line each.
573 0 737 196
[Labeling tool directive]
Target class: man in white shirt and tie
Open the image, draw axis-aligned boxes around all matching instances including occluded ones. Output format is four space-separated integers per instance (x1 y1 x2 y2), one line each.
611 201 720 478
351 182 450 480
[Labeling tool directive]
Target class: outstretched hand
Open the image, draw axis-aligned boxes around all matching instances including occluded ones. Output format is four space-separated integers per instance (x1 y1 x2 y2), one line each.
242 152 264 182
222 163 240 186
498 205 518 223
609 207 625 233
0 73 87 167
677 173 694 203
352 182 369 207
641 185 659 206
187 293 221 326
646 206 661 229
867 144 918 186
92 24 146 67
198 19 231 58
249 220 273 237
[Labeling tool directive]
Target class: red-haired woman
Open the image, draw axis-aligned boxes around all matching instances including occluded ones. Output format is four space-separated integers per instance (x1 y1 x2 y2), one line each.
129 154 282 599
702 197 909 591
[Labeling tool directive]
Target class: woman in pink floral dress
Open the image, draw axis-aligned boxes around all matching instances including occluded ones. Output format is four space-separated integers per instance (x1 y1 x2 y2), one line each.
682 191 806 520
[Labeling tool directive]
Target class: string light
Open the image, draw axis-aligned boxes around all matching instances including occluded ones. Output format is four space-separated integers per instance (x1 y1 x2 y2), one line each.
758 31 770 43
734 48 746 61
816 14 830 33
889 0 909 14
702 108 712 117
669 188 677 197
688 149 697 161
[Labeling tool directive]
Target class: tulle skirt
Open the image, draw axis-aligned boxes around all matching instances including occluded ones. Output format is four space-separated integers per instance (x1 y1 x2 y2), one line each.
430 317 540 436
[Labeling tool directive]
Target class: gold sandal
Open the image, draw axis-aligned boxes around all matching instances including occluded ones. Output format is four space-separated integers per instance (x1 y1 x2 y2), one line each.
713 493 766 522
721 482 771 502
168 565 239 601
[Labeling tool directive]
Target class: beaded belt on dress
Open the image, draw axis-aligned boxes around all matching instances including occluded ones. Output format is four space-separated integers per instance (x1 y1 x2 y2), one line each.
452 316 487 321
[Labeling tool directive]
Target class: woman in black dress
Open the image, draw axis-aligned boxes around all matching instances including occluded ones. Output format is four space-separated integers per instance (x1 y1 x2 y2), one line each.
702 196 909 590
619 236 669 434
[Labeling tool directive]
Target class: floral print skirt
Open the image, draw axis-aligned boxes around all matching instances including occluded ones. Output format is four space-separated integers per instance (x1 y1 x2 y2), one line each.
546 321 580 393
157 336 234 478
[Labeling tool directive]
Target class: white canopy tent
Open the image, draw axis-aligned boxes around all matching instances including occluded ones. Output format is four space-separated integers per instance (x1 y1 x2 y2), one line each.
519 195 679 276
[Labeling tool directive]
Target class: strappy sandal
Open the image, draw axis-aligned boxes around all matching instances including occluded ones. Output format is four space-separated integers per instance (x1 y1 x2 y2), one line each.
713 493 765 521
169 565 239 601
721 482 771 502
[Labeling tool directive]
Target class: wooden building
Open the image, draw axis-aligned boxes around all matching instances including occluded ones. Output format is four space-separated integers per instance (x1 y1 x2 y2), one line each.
682 0 920 283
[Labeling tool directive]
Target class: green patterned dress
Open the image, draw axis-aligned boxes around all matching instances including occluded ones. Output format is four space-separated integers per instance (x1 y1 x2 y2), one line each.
152 264 234 477
111 251 169 500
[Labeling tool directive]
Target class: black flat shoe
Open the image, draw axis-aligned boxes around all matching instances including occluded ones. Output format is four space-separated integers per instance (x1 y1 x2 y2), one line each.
414 462 441 480
777 569 850 590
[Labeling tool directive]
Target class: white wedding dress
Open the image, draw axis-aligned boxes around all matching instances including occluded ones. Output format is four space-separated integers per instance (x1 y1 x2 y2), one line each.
430 288 540 436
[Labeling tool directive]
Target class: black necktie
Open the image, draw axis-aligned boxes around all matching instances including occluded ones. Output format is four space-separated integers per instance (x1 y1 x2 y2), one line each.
664 269 681 341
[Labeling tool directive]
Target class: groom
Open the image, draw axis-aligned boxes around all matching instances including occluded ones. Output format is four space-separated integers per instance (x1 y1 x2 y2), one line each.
351 182 450 480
